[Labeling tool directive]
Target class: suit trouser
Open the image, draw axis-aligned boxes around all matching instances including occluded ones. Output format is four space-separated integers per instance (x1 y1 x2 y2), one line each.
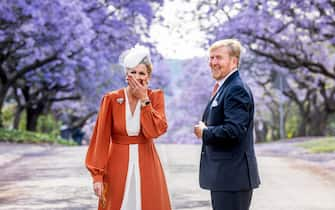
210 190 253 210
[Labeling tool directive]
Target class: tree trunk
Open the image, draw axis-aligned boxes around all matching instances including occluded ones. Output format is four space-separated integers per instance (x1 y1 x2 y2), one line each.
255 120 268 142
307 110 328 136
13 106 24 129
26 105 44 131
295 102 309 137
296 115 307 136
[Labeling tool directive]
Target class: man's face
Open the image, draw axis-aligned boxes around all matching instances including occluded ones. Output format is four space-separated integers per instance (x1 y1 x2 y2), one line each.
209 47 237 81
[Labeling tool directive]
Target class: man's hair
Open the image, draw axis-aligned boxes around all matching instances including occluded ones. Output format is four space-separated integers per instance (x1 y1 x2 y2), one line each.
209 39 242 66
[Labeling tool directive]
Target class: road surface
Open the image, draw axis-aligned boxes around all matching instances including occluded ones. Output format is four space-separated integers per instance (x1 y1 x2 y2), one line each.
1 143 335 210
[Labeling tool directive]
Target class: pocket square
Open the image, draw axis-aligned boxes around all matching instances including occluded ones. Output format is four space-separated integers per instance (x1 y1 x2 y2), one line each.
211 100 218 107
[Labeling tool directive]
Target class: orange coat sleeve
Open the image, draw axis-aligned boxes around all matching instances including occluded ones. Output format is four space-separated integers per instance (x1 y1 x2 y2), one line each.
140 90 168 139
85 95 112 183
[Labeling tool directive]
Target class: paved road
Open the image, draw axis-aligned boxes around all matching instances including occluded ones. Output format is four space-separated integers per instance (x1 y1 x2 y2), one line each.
1 143 335 210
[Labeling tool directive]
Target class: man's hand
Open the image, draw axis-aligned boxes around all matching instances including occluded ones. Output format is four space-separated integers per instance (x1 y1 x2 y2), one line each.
194 121 207 139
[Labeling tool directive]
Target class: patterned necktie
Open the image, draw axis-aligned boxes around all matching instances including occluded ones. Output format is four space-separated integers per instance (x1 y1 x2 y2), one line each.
211 83 219 97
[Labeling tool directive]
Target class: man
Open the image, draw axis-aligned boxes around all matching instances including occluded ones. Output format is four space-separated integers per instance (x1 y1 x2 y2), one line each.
194 39 260 210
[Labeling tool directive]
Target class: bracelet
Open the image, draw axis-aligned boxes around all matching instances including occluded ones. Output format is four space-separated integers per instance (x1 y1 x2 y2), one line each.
141 98 151 107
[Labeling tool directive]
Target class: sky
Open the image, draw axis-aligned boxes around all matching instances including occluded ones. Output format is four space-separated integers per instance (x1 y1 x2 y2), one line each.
150 0 208 59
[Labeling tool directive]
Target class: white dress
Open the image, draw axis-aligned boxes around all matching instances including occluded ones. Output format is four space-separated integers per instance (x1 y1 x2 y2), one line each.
120 89 142 210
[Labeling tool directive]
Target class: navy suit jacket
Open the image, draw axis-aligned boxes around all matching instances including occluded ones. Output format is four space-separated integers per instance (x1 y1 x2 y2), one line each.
200 71 260 191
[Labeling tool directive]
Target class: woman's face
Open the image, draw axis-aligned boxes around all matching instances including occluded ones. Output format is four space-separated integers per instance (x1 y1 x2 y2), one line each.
126 64 150 86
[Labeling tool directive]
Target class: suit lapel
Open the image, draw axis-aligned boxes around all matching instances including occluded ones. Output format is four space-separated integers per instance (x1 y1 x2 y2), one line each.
202 93 217 121
202 71 240 122
202 84 225 122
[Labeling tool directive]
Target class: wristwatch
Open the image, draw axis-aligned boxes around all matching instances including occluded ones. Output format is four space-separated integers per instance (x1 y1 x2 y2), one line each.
141 98 151 107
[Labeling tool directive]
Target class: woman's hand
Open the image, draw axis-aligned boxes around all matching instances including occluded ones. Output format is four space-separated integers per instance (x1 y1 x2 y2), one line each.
127 75 149 100
93 182 103 198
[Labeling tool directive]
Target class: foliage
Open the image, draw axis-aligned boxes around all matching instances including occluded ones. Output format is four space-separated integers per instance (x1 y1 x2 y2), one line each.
2 104 15 129
326 113 335 136
0 0 166 132
37 114 61 137
298 137 335 153
163 57 213 144
285 103 300 138
193 0 335 137
0 128 76 145
3 0 335 143
1 103 27 131
18 111 26 131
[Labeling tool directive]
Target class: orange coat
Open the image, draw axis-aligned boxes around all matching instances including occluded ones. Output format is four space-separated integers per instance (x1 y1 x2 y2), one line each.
85 88 171 210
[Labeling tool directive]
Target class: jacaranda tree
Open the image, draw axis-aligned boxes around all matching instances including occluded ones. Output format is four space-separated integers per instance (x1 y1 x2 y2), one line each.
0 0 165 131
195 0 335 136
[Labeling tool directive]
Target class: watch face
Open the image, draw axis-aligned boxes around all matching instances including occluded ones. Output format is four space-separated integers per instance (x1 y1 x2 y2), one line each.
141 99 150 107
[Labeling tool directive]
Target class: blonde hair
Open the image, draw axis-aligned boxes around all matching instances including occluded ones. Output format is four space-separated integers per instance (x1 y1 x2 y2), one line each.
143 63 153 76
209 39 242 66
140 56 153 76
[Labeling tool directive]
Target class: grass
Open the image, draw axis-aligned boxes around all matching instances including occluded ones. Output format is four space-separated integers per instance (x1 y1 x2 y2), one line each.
297 137 335 153
0 128 77 146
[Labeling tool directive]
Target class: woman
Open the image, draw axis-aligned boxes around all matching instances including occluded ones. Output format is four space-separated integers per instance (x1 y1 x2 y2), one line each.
85 45 171 210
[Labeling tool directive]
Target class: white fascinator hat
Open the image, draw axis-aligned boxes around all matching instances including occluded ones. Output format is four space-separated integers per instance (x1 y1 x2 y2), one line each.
119 44 152 70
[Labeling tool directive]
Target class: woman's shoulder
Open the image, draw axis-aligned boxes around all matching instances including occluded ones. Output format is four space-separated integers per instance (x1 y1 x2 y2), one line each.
149 88 164 95
103 88 124 100
148 89 165 102
148 88 165 98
